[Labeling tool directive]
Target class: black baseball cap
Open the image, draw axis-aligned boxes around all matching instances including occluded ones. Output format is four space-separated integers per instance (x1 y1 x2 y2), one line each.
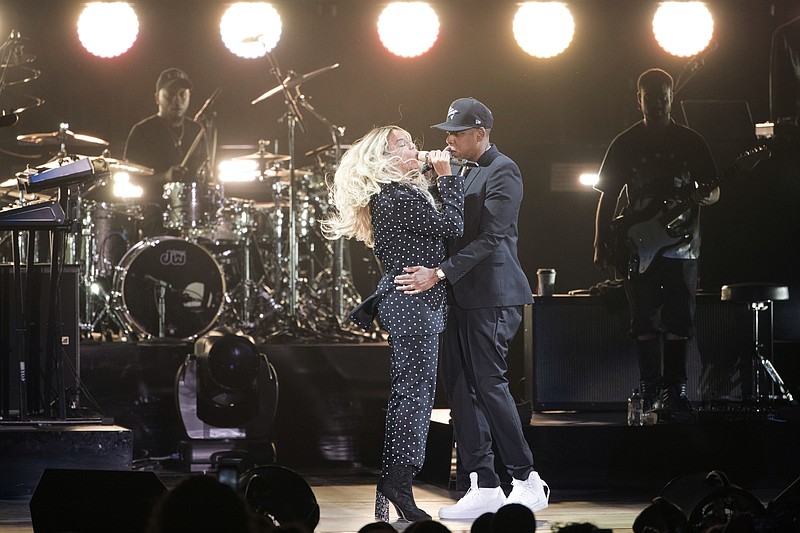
156 68 192 92
431 97 494 131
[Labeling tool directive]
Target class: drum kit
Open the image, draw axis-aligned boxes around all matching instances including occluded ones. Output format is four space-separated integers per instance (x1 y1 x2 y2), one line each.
0 41 372 343
1 131 366 343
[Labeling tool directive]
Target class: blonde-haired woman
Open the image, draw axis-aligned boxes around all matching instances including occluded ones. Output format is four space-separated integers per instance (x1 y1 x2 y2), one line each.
324 126 464 522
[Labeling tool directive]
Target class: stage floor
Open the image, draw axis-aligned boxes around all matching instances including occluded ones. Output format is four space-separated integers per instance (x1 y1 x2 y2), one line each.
3 464 785 533
2 341 798 531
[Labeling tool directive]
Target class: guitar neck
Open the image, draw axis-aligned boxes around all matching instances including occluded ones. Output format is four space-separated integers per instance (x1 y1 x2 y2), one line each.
660 185 709 223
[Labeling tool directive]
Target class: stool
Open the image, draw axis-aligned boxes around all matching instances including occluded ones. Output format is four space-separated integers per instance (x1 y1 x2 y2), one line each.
720 283 794 404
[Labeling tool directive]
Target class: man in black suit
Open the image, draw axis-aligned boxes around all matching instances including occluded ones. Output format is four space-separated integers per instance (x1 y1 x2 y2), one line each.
396 97 549 520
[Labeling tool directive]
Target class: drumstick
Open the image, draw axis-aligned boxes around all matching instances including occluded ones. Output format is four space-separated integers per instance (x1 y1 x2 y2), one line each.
180 127 206 169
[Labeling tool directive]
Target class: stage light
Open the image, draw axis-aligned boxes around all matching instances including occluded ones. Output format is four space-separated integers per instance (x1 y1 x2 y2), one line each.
111 172 143 199
77 3 139 58
377 2 440 58
513 2 575 59
579 173 599 187
220 2 282 59
217 159 259 182
653 2 714 57
550 162 601 191
176 330 278 470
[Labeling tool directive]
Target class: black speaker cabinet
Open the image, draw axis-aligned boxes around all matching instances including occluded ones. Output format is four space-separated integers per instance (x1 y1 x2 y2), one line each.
0 264 80 418
524 293 754 411
30 469 166 533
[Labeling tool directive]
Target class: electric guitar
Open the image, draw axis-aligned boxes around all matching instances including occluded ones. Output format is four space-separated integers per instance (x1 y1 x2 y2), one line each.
610 145 770 279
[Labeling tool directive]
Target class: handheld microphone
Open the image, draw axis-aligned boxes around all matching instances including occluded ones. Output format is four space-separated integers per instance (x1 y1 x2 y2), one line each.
417 151 479 168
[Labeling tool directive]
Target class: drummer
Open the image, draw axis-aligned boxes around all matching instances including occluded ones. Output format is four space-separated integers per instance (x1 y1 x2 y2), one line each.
124 67 208 237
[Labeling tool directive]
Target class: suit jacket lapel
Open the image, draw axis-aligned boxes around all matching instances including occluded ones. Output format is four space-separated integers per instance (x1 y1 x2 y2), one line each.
461 166 481 192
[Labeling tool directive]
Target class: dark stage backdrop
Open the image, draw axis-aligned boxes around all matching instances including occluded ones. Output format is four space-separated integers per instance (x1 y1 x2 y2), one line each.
1 0 798 293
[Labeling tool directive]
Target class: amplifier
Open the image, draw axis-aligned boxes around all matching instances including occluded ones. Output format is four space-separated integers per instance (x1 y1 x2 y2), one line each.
523 293 753 411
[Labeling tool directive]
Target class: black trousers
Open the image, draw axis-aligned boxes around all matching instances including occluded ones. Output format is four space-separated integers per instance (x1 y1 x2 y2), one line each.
624 257 698 338
441 305 533 488
381 333 439 474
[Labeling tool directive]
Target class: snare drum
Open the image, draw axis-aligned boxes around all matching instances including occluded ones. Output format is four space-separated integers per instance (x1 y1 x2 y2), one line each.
83 201 142 278
113 236 225 340
163 182 222 231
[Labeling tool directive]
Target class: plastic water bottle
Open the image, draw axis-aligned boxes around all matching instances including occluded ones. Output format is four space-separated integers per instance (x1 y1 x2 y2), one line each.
627 388 644 426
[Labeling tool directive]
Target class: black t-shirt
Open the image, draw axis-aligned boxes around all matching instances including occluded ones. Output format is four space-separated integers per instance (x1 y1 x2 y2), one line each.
595 119 717 259
123 114 207 202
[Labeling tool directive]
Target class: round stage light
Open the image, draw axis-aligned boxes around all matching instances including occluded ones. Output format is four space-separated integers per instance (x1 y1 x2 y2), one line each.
77 2 139 58
377 2 440 58
207 335 260 391
221 2 282 58
653 2 714 57
513 2 575 59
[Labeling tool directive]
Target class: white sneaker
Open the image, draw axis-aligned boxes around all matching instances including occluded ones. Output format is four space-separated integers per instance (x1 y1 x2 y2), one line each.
505 471 550 513
438 472 506 520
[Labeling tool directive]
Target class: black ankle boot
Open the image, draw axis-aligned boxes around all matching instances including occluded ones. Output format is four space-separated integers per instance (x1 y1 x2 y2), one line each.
640 380 661 412
661 382 693 412
375 465 431 522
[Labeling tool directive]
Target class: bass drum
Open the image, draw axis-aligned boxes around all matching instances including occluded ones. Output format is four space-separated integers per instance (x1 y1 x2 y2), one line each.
114 236 225 340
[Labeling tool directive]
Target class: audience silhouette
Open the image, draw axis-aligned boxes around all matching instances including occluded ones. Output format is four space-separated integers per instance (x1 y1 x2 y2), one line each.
146 475 255 533
491 503 536 533
470 511 495 533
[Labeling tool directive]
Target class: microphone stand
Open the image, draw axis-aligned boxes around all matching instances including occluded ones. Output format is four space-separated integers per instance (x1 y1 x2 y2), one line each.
262 52 306 332
252 52 345 338
145 274 172 339
295 95 351 321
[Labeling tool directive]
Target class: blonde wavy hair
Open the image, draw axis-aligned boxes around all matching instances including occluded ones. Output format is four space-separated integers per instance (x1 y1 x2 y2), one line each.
321 125 436 248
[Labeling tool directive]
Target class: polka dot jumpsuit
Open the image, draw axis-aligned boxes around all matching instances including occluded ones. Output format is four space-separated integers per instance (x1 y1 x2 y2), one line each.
368 174 464 475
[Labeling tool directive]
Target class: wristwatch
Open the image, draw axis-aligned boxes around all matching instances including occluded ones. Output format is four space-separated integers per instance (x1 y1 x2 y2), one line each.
435 267 446 282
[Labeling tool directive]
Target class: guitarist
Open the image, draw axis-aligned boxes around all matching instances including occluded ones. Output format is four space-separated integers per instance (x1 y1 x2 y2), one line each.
593 68 719 417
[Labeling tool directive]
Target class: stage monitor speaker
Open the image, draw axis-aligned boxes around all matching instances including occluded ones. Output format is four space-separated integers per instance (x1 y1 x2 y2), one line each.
0 264 80 417
30 468 167 533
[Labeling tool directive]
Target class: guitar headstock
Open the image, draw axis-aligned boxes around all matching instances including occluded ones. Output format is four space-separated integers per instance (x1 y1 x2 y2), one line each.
734 145 771 173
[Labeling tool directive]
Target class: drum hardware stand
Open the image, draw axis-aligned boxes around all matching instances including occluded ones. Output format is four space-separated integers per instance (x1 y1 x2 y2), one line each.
156 283 167 338
251 53 342 337
86 286 126 339
252 55 361 338
230 233 262 330
746 300 795 405
76 199 128 340
298 98 354 320
142 274 175 339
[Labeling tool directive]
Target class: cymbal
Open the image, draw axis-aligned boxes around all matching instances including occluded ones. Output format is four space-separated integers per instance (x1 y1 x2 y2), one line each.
305 143 352 158
234 150 290 163
0 35 37 69
17 128 109 146
262 168 290 180
251 63 340 105
99 157 155 175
